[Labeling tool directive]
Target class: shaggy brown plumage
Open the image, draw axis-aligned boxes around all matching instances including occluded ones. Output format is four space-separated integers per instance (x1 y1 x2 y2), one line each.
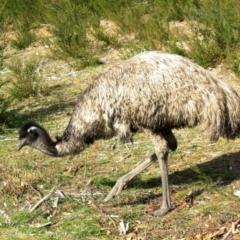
18 51 240 216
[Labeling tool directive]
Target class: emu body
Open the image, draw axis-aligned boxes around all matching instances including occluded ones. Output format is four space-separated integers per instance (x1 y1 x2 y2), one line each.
18 51 240 216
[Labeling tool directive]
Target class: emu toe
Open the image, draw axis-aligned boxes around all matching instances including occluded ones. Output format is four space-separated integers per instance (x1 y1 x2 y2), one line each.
148 207 171 217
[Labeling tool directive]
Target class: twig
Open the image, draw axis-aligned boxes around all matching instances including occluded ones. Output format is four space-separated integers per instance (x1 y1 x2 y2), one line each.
119 219 129 235
27 211 42 224
21 201 32 211
29 185 44 198
30 221 56 228
0 138 15 142
53 195 60 209
49 190 66 218
0 209 10 223
185 187 205 206
78 190 102 197
29 187 56 212
83 158 88 180
222 218 240 240
55 190 66 199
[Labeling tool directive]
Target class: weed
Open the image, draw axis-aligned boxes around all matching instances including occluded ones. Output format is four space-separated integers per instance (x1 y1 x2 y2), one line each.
48 0 101 68
187 0 240 69
0 78 11 123
7 58 49 100
94 30 121 49
1 0 240 73
11 22 36 50
225 48 240 77
0 11 6 70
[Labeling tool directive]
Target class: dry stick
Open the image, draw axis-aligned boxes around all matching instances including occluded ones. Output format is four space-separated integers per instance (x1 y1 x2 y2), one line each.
53 196 60 209
31 221 58 229
0 209 10 223
222 218 240 240
35 222 53 228
51 190 66 217
83 158 88 180
28 189 65 223
27 211 42 224
29 187 56 212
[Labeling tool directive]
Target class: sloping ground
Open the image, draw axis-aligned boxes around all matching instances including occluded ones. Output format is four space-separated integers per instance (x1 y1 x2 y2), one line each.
0 24 240 240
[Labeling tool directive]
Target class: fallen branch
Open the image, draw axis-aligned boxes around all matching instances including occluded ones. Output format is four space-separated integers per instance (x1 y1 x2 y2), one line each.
30 221 56 228
222 218 240 240
29 187 56 212
49 190 66 219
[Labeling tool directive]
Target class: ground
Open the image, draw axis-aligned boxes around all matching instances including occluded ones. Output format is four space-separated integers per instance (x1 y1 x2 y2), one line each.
0 24 240 240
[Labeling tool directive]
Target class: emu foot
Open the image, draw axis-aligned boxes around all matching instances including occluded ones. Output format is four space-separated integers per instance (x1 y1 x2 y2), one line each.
103 176 127 202
148 207 170 217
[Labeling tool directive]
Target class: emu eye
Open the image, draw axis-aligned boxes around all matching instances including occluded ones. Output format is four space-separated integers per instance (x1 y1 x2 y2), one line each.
28 126 37 134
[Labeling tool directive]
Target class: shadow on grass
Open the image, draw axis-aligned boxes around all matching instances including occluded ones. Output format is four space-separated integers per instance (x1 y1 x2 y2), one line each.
0 83 79 130
99 151 240 203
3 101 75 129
169 152 240 186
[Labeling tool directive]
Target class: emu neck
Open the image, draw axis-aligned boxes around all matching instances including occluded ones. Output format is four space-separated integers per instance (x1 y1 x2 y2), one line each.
38 143 58 157
32 128 58 157
53 88 115 157
55 137 85 157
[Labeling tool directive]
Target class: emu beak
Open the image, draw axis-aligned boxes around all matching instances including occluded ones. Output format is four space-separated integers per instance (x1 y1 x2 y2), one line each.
18 138 27 151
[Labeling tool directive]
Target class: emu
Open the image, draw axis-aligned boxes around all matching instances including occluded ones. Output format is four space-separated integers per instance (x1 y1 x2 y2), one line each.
18 51 240 217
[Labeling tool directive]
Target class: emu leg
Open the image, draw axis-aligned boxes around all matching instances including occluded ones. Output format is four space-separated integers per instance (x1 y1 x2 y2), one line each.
103 154 158 202
149 133 171 217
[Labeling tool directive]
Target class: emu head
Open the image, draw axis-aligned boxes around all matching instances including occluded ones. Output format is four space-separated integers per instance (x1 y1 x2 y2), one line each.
18 121 58 156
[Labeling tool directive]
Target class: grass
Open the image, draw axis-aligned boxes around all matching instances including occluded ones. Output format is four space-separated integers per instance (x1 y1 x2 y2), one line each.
10 15 36 50
6 57 49 100
0 78 11 124
0 65 240 239
1 78 240 239
1 0 240 73
0 0 240 239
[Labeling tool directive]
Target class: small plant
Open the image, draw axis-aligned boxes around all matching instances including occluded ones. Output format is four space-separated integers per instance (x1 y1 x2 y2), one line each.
11 14 37 50
186 0 240 69
0 0 47 49
225 48 240 77
95 30 122 49
48 0 100 68
7 58 49 100
11 24 36 50
0 78 10 123
0 43 5 71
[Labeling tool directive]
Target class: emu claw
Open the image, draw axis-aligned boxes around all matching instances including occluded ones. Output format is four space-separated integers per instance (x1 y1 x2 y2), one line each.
103 176 127 202
148 207 171 217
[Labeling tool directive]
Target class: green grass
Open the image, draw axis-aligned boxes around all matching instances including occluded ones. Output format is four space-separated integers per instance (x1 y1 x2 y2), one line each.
11 21 36 50
1 113 240 240
1 79 239 239
0 0 240 239
1 0 240 72
2 79 240 239
6 57 49 100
